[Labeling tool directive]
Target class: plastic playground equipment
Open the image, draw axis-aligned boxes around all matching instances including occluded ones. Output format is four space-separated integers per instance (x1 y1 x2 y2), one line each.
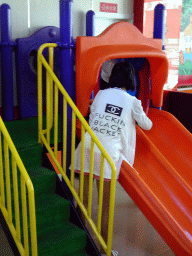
75 21 192 256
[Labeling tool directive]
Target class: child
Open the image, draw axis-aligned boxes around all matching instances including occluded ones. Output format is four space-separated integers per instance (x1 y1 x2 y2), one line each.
74 61 152 256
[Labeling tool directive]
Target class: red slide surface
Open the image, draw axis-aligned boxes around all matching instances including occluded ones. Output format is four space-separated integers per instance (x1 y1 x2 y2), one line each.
118 108 192 255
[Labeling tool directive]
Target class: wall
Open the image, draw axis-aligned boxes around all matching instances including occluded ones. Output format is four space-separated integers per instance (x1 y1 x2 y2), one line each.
1 0 132 39
0 0 133 109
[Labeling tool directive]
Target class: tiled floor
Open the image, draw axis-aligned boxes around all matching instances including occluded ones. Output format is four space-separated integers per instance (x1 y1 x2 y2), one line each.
112 182 175 256
0 224 14 256
0 178 175 256
74 179 175 256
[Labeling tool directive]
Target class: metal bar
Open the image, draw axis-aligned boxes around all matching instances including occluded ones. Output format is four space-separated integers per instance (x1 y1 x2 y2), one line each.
80 125 85 203
0 131 5 208
88 138 94 218
49 46 54 129
28 186 38 256
97 154 104 234
37 50 43 144
106 169 116 256
4 139 12 224
46 64 51 146
21 178 29 256
12 158 21 242
63 97 67 173
46 46 54 146
70 110 76 187
54 85 58 158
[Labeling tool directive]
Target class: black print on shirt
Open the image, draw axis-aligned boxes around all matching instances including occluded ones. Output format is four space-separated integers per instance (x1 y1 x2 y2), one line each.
105 104 123 117
92 113 126 137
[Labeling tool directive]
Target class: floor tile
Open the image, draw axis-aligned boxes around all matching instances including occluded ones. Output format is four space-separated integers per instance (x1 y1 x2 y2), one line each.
0 224 14 256
79 179 176 255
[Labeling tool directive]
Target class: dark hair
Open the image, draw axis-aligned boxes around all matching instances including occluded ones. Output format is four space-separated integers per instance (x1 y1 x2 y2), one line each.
109 61 136 91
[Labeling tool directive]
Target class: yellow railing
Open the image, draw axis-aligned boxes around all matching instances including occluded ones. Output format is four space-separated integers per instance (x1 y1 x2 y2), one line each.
38 43 116 256
0 117 37 256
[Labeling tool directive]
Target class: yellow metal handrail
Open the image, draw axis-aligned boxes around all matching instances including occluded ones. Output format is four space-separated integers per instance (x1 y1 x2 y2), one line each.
0 117 37 256
38 43 116 256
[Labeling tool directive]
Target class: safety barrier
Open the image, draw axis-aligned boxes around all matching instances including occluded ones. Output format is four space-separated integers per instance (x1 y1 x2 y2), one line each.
0 117 37 256
38 43 116 256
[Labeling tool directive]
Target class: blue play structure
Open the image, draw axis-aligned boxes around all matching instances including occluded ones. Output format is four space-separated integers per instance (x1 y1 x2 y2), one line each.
0 0 166 194
0 1 165 121
0 4 14 121
0 0 166 186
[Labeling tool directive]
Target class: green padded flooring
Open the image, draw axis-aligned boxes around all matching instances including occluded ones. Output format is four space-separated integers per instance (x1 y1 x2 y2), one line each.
3 117 88 256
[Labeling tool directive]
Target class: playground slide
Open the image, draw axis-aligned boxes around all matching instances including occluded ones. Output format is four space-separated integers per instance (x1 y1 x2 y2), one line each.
144 108 192 189
118 108 192 256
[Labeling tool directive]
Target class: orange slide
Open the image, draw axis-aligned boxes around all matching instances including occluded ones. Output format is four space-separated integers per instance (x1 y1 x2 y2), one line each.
119 108 192 255
74 22 192 255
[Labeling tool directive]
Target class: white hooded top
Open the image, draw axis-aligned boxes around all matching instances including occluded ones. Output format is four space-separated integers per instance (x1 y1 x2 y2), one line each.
73 88 152 180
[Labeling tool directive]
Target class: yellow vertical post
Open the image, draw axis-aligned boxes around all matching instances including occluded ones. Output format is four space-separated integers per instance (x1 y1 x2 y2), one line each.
0 131 5 208
38 51 43 144
28 187 38 256
46 73 51 146
80 125 85 203
54 85 58 158
88 139 94 218
106 166 116 256
4 140 12 224
63 97 67 174
46 46 54 146
97 154 105 235
12 158 21 242
70 110 76 187
49 47 54 128
21 177 29 256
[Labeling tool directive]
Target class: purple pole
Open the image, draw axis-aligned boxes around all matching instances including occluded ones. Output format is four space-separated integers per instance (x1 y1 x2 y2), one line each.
59 0 75 198
0 4 14 121
86 10 95 36
59 0 75 100
86 10 95 98
153 4 166 50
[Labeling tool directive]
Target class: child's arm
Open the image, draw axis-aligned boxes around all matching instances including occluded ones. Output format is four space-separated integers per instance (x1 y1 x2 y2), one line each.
132 99 152 130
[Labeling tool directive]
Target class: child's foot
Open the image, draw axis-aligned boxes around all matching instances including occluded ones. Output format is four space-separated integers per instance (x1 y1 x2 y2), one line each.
101 250 118 256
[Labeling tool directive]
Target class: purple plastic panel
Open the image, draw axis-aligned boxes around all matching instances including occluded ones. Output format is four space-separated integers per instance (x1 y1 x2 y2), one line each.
0 4 14 121
15 26 60 119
